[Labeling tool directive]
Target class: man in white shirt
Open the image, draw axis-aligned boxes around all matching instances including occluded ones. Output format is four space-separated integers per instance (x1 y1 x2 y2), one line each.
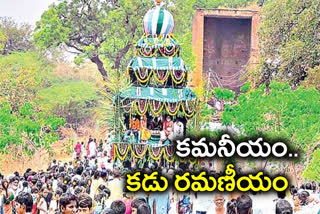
173 118 184 139
88 141 97 158
207 194 226 214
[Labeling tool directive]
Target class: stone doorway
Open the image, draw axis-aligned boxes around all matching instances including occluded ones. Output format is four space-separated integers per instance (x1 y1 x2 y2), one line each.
203 17 252 92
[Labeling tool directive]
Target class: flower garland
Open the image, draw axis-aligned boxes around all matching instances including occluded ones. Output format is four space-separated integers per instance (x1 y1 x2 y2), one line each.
153 100 161 112
162 45 176 56
159 46 180 57
173 69 184 80
132 144 148 159
166 102 180 114
148 100 165 116
138 100 148 114
121 100 132 113
163 150 175 163
142 47 154 56
113 143 175 162
118 143 129 156
177 157 199 165
185 100 195 113
132 68 153 83
139 68 149 79
181 102 195 118
171 71 186 85
148 146 164 161
129 67 188 86
133 99 196 118
165 146 175 158
114 144 131 161
136 46 180 58
154 69 170 83
137 48 158 58
160 36 171 47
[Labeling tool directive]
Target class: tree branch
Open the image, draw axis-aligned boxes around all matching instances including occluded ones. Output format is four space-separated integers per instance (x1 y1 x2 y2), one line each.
90 55 108 81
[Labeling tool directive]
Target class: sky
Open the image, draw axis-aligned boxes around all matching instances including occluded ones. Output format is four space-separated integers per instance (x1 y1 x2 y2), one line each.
0 0 58 26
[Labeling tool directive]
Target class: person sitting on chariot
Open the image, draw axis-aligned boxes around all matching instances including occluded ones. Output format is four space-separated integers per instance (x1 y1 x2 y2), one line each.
173 118 184 140
160 115 174 144
140 115 151 143
124 116 141 143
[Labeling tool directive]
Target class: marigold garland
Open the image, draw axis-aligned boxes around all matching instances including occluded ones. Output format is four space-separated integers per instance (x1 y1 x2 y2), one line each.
133 99 196 118
148 146 164 161
148 100 165 116
165 102 180 115
130 68 187 85
114 144 131 161
132 144 148 159
135 46 180 58
113 143 176 162
163 151 175 162
171 71 186 84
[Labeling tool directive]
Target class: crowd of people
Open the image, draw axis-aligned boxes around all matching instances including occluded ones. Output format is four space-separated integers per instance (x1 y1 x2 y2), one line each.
0 136 319 214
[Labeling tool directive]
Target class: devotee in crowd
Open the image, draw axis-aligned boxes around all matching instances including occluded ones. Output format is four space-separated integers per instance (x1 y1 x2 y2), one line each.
15 192 33 214
236 194 252 214
275 199 293 214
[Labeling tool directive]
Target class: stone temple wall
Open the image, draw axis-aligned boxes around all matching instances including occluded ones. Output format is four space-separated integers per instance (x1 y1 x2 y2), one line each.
192 5 260 92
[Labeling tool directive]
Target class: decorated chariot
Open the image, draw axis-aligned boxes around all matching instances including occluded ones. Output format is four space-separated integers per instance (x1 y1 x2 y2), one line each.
112 0 197 167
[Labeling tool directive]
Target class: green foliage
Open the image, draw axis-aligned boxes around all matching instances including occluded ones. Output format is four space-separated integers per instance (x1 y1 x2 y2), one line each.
302 66 320 91
37 81 99 108
34 5 70 48
97 69 130 139
37 81 100 129
0 17 33 55
240 82 251 93
303 149 320 182
0 31 6 51
0 101 65 156
257 0 320 87
190 82 216 130
222 81 320 152
214 87 235 101
62 139 75 155
0 51 53 111
193 0 265 8
34 0 196 81
34 0 153 80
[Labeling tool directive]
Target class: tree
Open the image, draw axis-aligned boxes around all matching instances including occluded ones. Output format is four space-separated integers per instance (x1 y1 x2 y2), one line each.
303 149 320 182
0 101 65 157
0 52 54 111
0 31 6 51
256 0 320 87
222 81 320 153
214 87 235 101
34 0 153 81
37 81 101 129
193 0 263 8
302 66 320 91
96 68 130 140
34 0 196 81
0 17 33 55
